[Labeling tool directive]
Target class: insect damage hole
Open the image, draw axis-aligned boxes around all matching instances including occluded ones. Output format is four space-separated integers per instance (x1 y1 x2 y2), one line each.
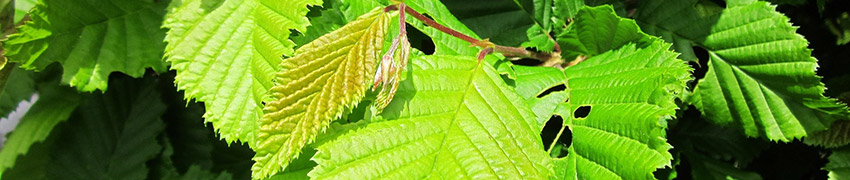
540 115 570 158
574 106 591 118
537 84 566 98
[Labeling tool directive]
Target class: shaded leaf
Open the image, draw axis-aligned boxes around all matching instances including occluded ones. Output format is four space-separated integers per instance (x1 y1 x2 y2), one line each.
686 153 762 180
827 147 850 180
0 66 34 118
0 75 81 175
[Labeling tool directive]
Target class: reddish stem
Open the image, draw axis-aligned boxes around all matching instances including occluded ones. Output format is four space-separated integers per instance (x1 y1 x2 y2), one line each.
402 7 479 44
389 3 563 66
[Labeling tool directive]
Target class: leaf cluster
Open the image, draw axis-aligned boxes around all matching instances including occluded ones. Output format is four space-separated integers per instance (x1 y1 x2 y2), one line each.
1 0 849 180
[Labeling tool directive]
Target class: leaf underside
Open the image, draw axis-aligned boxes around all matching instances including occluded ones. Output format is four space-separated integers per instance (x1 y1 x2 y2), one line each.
252 9 390 179
3 0 168 92
636 0 850 142
310 55 551 179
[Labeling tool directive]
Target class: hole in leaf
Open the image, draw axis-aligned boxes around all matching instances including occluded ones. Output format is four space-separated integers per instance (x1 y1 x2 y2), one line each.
574 106 591 118
540 115 571 158
512 58 543 66
499 74 516 87
704 0 726 8
537 84 566 98
540 115 562 150
406 25 435 55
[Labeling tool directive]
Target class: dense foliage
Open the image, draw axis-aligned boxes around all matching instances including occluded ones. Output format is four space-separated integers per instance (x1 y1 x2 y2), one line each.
0 0 849 179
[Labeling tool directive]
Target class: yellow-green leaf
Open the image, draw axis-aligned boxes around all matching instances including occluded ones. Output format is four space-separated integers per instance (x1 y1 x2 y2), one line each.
252 8 391 179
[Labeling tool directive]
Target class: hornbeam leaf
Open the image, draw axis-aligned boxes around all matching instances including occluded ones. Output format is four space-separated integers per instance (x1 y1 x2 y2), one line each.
805 120 850 148
827 147 850 180
0 75 81 175
635 0 850 142
309 55 552 179
163 0 321 144
518 6 691 179
2 0 168 91
252 9 391 179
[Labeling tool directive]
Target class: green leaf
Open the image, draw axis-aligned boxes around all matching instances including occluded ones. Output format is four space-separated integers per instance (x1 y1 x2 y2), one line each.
522 24 557 52
3 75 167 179
0 76 81 175
635 0 850 142
2 0 168 91
309 55 551 179
443 0 535 47
827 147 850 180
252 9 391 179
805 120 850 148
673 117 768 166
13 0 34 23
163 0 320 144
0 66 35 118
516 6 691 179
47 77 166 179
555 5 653 60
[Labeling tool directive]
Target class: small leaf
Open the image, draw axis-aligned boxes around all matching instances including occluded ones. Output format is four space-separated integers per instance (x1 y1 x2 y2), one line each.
252 8 391 179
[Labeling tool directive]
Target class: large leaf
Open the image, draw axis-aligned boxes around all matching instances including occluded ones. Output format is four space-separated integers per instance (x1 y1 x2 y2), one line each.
252 9 391 179
516 6 690 179
309 54 551 179
2 0 168 91
0 76 81 175
163 0 321 144
635 0 850 142
2 76 167 179
47 77 166 179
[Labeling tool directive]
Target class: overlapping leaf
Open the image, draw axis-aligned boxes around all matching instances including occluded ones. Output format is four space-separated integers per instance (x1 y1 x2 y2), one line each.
0 67 34 118
0 75 81 175
309 55 551 179
515 6 690 179
827 147 850 180
252 9 390 179
2 76 167 179
163 0 320 144
2 0 168 91
635 0 850 142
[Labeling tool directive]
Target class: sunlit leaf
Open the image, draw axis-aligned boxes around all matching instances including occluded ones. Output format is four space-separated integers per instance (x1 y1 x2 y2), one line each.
252 8 391 179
